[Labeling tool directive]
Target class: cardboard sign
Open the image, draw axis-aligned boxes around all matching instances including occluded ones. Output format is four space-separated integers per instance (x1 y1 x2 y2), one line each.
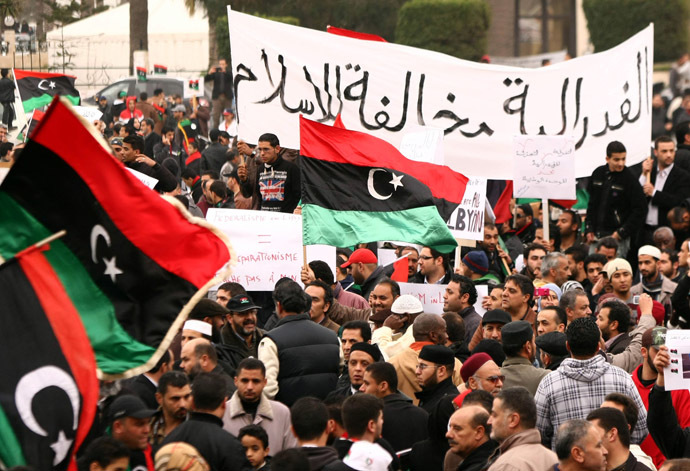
126 167 158 189
399 126 445 165
662 329 690 391
399 282 486 316
72 105 103 123
446 177 487 240
183 77 205 98
512 135 576 199
206 208 335 290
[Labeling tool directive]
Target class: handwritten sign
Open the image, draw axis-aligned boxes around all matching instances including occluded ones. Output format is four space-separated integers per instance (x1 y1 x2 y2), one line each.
399 126 444 165
512 135 576 199
399 282 487 316
126 167 158 189
662 330 690 391
206 208 335 290
446 177 486 240
72 105 103 123
229 9 653 179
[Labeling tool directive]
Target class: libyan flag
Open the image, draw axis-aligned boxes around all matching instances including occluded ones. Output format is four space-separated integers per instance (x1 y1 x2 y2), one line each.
300 117 467 252
14 69 80 114
0 97 232 379
0 247 98 470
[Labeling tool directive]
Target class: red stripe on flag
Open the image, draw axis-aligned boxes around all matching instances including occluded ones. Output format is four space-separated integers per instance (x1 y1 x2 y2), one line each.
17 247 98 463
14 69 77 80
333 114 346 129
31 99 230 288
390 255 409 283
551 199 577 208
326 26 387 42
494 181 513 225
300 116 468 204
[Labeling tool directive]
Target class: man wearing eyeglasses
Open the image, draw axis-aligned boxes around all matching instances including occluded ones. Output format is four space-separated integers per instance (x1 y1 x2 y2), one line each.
499 321 548 396
414 345 459 413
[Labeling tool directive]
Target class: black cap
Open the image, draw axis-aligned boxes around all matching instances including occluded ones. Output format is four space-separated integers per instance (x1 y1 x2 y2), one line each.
226 294 260 312
189 298 229 320
109 395 157 421
535 331 568 357
482 309 512 325
419 345 454 365
501 321 533 348
350 342 382 362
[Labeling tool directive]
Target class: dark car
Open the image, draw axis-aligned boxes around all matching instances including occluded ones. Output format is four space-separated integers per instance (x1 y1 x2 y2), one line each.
87 76 211 105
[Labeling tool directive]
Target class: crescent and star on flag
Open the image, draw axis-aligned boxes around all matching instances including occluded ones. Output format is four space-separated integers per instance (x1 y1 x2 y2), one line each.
90 225 123 283
37 80 57 91
367 168 404 201
15 366 80 465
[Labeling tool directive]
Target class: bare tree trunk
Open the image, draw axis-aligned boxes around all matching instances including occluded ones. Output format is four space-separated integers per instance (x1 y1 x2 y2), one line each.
129 0 148 74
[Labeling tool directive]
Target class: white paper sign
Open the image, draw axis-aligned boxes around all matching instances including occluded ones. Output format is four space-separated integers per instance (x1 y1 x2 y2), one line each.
126 167 158 189
183 77 205 99
206 208 335 290
446 177 487 240
229 9 653 179
399 126 444 165
662 330 690 391
512 135 576 199
72 105 103 123
399 281 488 316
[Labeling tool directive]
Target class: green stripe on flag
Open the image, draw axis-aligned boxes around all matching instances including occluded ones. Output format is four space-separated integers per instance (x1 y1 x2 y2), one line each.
302 204 457 253
22 94 79 113
0 192 155 375
0 402 26 467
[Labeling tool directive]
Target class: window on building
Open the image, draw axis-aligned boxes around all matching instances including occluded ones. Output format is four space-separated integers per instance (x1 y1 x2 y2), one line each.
516 0 575 56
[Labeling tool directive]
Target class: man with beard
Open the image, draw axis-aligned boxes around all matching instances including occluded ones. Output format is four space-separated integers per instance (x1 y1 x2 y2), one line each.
631 245 677 316
220 294 265 371
520 243 546 282
443 274 481 344
223 358 297 455
596 301 632 355
180 338 236 397
150 371 191 449
340 248 387 300
480 223 512 282
499 321 548 396
415 345 460 413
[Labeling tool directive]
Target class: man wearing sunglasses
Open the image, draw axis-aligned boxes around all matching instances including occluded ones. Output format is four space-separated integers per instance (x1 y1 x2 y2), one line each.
453 352 505 407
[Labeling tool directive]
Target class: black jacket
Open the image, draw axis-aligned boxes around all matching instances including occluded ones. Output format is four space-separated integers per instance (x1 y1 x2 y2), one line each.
125 160 178 193
0 77 14 103
204 69 233 100
265 313 340 406
382 393 429 452
458 439 498 471
360 265 387 301
122 374 158 410
648 384 690 458
161 412 252 471
219 325 265 372
200 142 228 176
302 446 341 471
585 164 647 239
646 163 690 227
415 377 459 414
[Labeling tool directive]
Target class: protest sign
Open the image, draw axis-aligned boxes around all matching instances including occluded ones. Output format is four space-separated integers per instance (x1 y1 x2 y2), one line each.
72 105 103 123
662 330 690 391
512 135 576 200
126 167 158 189
183 77 205 99
399 126 444 165
399 282 486 315
446 177 487 240
206 208 335 290
228 9 652 179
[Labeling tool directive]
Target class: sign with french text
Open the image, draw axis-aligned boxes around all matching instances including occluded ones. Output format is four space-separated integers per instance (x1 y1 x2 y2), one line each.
228 9 652 179
206 208 335 290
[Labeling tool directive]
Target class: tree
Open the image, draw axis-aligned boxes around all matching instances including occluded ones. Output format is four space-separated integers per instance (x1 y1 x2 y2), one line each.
129 0 148 75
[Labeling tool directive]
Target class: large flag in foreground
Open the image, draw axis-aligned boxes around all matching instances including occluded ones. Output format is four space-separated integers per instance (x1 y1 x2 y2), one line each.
0 97 232 379
0 246 98 470
300 117 467 252
14 69 80 113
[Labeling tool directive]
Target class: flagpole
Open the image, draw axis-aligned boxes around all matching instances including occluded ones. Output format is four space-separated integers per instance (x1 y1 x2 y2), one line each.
1 230 67 265
542 198 550 243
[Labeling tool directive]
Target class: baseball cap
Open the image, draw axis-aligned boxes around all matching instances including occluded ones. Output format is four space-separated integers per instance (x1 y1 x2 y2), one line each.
223 108 234 115
341 248 377 268
603 258 633 279
226 294 260 312
391 295 423 315
109 137 123 147
109 395 157 421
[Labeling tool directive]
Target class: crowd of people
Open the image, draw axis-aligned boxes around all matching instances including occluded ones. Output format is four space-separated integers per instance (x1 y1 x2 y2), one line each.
7 57 690 471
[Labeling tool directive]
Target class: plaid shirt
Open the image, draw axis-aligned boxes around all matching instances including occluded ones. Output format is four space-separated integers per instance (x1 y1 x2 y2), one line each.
535 355 647 449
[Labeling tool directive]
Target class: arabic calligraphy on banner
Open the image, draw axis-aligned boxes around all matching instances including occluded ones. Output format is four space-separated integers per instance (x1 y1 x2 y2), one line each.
228 9 653 179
